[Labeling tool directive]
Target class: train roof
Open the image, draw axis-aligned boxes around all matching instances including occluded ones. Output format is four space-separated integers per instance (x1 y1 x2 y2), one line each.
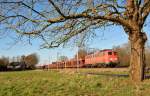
87 49 115 55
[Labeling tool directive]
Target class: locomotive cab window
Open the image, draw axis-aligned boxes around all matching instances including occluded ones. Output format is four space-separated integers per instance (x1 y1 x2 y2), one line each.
108 52 112 55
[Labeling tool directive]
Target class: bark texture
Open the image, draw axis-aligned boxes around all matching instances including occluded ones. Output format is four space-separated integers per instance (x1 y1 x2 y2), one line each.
129 31 147 82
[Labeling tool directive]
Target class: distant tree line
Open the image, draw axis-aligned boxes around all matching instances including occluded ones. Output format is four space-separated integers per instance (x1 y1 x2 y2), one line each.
57 48 88 62
61 44 150 68
0 53 39 71
113 43 130 67
51 43 150 68
113 42 150 68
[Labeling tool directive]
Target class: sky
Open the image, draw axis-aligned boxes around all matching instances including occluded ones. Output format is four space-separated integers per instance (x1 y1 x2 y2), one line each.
0 24 150 65
0 1 150 65
0 25 130 64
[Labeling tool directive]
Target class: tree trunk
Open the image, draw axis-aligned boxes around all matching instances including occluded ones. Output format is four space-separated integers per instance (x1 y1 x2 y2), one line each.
129 31 147 82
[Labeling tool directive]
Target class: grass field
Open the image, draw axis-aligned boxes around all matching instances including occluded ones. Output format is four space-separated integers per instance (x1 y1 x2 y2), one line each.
0 69 150 96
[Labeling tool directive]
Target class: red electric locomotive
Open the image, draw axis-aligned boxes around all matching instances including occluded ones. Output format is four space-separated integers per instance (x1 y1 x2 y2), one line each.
85 49 119 67
47 49 119 69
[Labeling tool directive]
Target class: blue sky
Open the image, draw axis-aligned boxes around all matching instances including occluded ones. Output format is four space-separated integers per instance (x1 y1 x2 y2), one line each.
0 1 150 65
0 25 128 65
0 24 150 65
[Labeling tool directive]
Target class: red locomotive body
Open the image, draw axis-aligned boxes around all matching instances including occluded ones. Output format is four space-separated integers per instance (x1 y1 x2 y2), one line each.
85 49 118 67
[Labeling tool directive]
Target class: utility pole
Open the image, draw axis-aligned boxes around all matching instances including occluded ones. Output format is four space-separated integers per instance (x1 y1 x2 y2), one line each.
88 48 95 68
65 61 66 69
48 55 51 70
76 46 79 72
57 52 59 71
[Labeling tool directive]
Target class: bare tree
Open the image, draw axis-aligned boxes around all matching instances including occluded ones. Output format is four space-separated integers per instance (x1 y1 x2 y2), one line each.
0 58 5 71
75 48 88 59
145 43 150 68
0 0 150 82
25 53 39 69
0 56 9 71
58 56 68 61
113 43 130 67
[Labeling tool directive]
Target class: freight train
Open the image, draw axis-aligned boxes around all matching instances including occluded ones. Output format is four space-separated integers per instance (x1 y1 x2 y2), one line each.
43 49 119 69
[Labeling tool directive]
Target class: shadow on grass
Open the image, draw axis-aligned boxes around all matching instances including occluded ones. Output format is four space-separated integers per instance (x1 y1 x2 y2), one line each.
83 72 150 80
0 69 35 73
82 72 129 78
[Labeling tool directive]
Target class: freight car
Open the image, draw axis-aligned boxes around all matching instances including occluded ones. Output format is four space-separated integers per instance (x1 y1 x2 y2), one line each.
48 59 85 69
65 59 85 68
47 49 119 69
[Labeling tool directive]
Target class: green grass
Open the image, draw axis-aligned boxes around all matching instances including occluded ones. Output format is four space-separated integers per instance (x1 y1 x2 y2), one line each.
0 69 150 96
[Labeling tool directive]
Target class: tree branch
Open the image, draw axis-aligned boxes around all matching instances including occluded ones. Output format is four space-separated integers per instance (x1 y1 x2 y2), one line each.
47 12 131 30
0 1 47 18
44 19 103 48
140 0 150 14
140 0 150 26
0 15 45 23
48 0 66 18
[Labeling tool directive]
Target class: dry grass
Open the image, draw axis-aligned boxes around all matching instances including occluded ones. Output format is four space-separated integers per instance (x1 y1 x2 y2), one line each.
0 69 150 96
